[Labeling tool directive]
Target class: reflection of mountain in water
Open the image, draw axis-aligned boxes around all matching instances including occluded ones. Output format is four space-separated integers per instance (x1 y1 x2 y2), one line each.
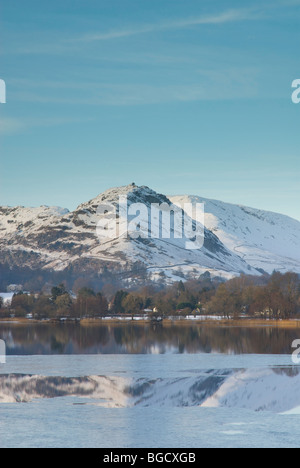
2 367 300 413
0 323 299 355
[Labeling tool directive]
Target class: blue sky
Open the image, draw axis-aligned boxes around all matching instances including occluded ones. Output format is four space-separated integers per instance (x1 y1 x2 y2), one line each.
0 0 300 220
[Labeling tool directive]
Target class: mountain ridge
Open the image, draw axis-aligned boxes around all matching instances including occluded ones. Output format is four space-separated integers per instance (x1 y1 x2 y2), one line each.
0 184 299 289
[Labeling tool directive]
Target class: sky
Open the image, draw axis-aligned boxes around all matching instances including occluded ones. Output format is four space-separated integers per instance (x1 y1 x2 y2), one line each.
0 0 300 220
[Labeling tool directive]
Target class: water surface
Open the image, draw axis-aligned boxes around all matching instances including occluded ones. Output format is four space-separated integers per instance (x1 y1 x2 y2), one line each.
1 323 300 448
0 321 298 355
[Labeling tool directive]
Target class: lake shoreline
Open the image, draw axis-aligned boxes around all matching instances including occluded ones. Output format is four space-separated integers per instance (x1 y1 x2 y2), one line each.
1 316 300 328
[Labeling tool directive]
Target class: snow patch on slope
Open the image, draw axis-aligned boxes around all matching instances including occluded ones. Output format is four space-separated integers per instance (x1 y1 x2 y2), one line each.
170 195 300 274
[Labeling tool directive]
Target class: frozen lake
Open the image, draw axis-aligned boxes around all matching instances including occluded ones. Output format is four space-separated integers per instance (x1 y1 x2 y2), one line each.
1 322 300 447
1 353 300 448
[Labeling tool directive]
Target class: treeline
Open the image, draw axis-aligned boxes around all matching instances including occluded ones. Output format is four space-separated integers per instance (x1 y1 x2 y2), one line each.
112 272 300 319
1 271 300 320
206 271 300 319
0 285 108 319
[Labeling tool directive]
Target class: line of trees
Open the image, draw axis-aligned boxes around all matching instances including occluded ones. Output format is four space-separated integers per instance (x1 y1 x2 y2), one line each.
108 272 300 319
0 284 108 319
1 271 300 320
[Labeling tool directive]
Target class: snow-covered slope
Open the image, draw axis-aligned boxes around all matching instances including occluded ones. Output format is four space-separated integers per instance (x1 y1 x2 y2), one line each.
0 206 69 234
1 184 299 284
0 185 257 282
170 195 300 274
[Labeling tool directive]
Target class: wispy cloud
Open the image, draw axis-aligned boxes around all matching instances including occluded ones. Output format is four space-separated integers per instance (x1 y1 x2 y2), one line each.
0 118 25 135
0 116 92 135
7 2 299 55
11 80 259 107
76 8 257 43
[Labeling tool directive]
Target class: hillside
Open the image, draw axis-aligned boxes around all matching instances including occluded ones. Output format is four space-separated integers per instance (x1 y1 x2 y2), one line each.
0 185 260 288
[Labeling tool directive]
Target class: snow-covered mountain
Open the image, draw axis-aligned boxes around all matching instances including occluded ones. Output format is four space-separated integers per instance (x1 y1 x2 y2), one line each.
170 195 300 275
0 185 258 284
0 184 299 286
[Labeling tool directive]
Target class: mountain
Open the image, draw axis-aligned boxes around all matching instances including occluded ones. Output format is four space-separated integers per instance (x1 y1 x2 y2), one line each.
0 185 259 288
1 184 299 289
170 195 300 275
